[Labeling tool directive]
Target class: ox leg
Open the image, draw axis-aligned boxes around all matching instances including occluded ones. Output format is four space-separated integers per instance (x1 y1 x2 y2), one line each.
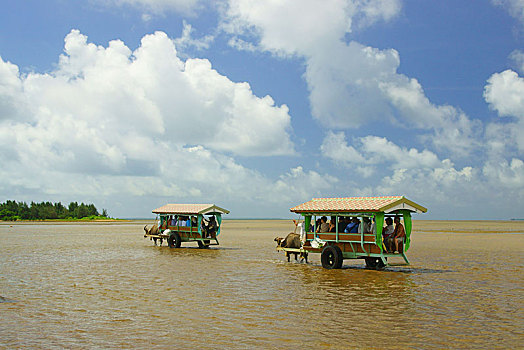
294 252 298 261
286 252 290 262
159 238 163 246
153 237 158 246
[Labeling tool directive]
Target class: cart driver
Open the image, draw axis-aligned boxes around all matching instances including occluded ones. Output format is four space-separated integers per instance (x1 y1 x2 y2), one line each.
202 215 218 238
161 217 168 230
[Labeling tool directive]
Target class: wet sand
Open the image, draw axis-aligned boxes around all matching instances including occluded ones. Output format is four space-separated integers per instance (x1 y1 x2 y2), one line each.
414 219 524 234
0 219 523 349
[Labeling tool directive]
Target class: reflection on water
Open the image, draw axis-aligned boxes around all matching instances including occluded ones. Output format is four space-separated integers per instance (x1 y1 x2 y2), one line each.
0 221 522 349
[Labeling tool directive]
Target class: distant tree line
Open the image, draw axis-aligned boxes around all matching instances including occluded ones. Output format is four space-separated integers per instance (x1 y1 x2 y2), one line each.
0 200 110 221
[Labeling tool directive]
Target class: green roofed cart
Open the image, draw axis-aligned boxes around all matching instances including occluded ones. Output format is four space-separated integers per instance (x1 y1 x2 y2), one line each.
279 196 427 269
144 204 229 248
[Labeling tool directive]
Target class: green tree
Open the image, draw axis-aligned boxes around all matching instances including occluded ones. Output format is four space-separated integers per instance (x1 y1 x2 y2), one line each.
0 208 16 220
19 202 30 220
76 203 88 219
29 202 39 220
87 204 99 216
54 202 67 219
1 200 108 220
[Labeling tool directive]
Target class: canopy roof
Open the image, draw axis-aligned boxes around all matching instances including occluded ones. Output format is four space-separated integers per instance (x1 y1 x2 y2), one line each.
290 196 427 214
152 204 230 215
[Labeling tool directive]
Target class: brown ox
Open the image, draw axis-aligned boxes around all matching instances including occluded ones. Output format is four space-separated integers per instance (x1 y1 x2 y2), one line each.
144 224 163 246
274 233 307 262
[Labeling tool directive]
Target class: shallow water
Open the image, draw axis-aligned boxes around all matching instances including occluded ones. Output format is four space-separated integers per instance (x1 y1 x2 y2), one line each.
1 220 523 349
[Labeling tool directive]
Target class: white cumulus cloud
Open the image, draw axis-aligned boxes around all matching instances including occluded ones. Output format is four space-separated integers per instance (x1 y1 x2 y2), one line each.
483 158 524 189
321 131 444 171
97 0 204 16
510 50 524 74
18 30 295 158
492 0 524 24
484 69 524 153
220 0 481 158
174 20 215 53
320 129 523 218
484 69 524 118
0 30 321 217
0 57 27 122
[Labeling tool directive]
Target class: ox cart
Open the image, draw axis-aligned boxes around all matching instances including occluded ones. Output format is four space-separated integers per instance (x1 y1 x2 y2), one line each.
144 204 229 248
277 196 427 269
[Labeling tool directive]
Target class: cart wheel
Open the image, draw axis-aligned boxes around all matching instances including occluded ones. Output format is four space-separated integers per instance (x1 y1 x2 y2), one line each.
167 232 181 248
376 258 386 270
197 240 209 249
365 257 377 269
365 257 386 269
321 245 343 269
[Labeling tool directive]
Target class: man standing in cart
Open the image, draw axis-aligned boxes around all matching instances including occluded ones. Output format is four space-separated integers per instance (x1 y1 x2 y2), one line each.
202 215 218 238
393 216 406 253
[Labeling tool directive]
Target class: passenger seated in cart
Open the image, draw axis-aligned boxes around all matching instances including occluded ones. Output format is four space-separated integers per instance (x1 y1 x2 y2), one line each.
360 217 371 233
316 216 330 233
312 218 321 232
393 217 406 253
344 217 360 233
338 216 347 233
383 217 394 252
329 217 336 232
371 217 377 234
170 216 176 226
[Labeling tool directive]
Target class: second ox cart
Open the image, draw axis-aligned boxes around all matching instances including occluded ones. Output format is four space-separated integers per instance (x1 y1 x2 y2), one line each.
144 203 229 248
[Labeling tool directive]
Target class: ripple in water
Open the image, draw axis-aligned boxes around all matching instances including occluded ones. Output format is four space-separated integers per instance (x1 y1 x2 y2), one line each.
0 220 522 349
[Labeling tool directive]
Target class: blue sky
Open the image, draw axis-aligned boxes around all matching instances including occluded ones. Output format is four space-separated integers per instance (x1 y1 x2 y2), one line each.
0 0 523 219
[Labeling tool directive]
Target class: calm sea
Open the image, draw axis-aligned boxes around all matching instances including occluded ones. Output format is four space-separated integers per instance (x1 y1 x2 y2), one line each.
1 220 522 349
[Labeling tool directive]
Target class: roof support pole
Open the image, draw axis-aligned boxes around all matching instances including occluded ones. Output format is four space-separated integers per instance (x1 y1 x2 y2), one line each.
304 215 311 233
360 228 367 255
375 212 384 252
402 210 412 251
217 213 222 235
336 215 339 242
